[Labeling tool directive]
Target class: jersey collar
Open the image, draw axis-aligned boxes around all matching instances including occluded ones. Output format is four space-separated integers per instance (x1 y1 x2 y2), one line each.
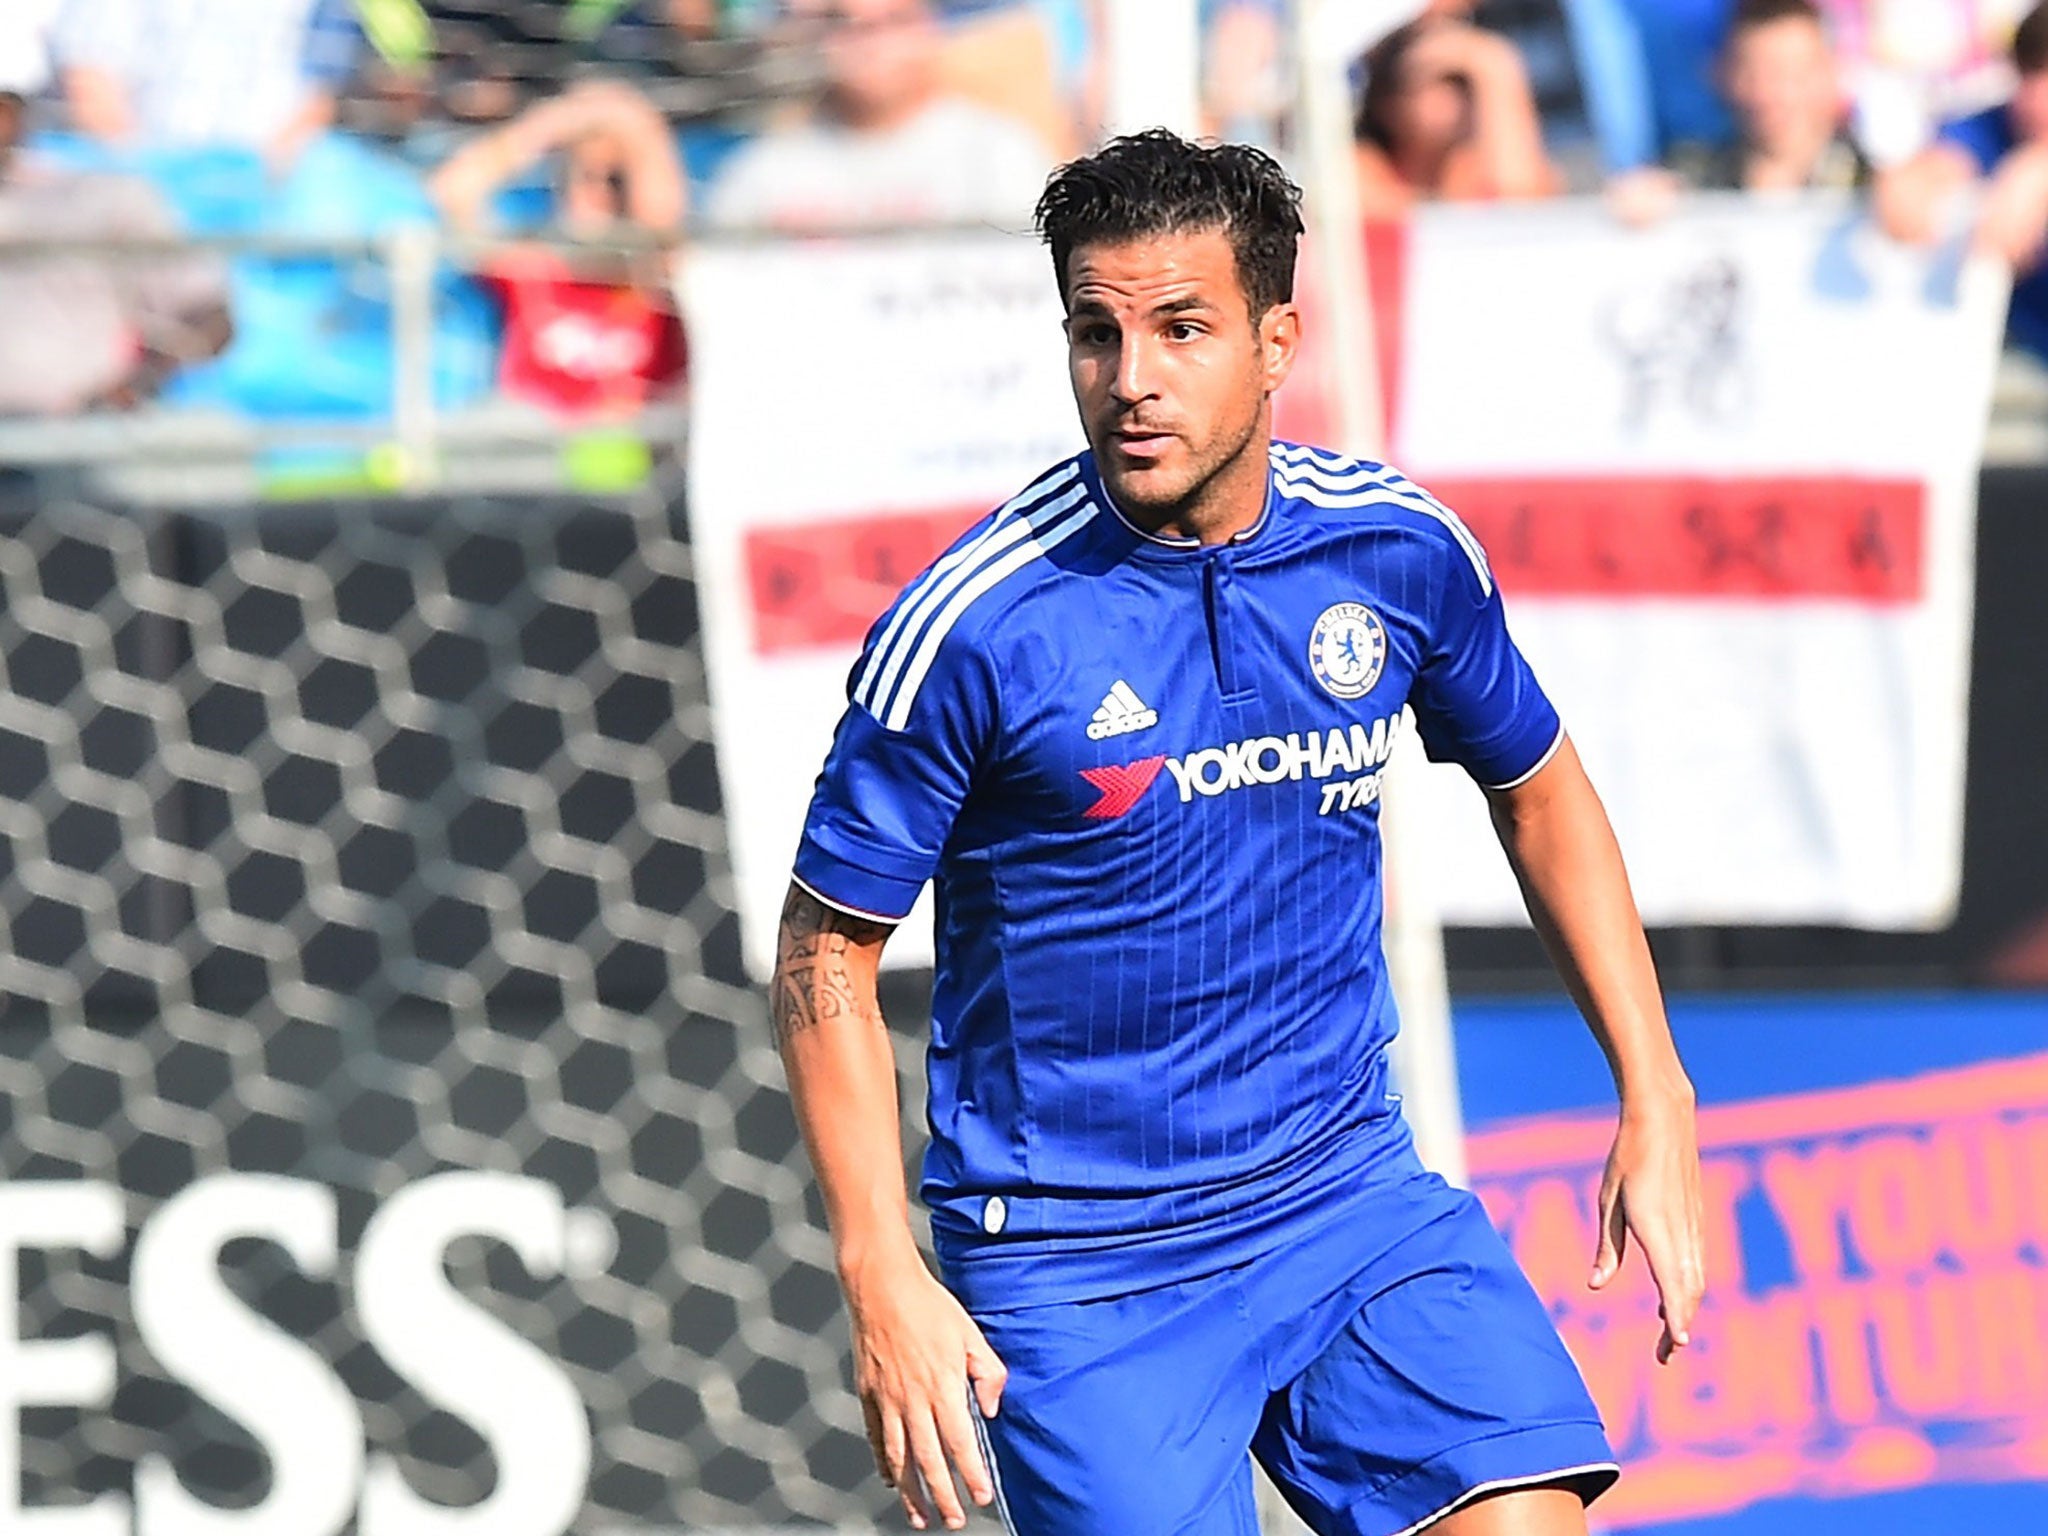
1080 447 1279 560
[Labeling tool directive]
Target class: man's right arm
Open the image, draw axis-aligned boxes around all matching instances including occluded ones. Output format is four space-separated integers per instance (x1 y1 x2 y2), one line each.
770 883 1004 1533
770 884 914 1284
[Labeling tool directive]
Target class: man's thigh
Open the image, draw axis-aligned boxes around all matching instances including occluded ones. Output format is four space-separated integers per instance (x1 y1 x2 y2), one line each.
1251 1184 1618 1536
971 1272 1267 1536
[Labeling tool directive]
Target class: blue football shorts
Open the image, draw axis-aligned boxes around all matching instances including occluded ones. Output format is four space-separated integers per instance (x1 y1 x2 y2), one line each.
965 1164 1619 1535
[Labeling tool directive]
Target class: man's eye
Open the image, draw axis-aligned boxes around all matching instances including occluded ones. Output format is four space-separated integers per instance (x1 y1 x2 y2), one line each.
1168 322 1203 341
1079 325 1116 346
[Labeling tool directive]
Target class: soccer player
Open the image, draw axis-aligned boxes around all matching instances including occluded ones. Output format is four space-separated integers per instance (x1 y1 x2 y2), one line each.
772 130 1704 1536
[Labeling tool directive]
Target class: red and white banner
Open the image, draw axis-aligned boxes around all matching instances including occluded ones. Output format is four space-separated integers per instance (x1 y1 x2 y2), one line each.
684 202 2008 974
1375 198 2007 927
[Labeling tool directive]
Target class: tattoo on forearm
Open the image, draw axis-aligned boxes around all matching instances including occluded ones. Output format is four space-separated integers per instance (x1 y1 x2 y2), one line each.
771 888 891 1044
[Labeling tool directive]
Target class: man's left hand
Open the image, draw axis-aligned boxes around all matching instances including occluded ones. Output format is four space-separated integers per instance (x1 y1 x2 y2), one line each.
1587 1088 1706 1364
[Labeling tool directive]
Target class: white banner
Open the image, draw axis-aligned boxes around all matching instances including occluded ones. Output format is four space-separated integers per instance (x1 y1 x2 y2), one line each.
685 202 2008 976
682 235 1082 976
1388 196 2006 927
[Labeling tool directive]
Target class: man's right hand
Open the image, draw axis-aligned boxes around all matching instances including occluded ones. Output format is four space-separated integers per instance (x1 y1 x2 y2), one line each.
842 1248 1009 1532
768 886 1003 1526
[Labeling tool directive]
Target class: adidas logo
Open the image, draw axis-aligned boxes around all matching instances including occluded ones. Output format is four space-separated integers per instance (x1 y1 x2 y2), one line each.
1087 680 1159 741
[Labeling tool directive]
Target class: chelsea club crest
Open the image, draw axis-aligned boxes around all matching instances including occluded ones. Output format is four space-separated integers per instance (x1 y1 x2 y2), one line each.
1309 602 1387 699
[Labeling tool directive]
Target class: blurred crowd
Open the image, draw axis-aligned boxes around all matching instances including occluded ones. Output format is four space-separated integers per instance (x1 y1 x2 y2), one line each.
1 0 2045 421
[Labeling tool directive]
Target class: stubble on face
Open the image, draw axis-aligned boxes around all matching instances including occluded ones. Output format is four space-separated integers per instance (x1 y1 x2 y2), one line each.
1062 229 1277 536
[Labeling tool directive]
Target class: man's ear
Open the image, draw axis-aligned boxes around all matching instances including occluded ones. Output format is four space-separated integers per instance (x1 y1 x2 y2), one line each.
1260 302 1302 393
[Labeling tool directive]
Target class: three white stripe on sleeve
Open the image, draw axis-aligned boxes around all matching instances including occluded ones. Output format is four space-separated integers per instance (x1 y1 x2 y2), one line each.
855 465 1098 733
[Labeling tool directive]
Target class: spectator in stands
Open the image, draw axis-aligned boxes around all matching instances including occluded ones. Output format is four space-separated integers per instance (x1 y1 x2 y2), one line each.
1609 0 1870 220
0 78 232 414
704 0 1053 231
430 80 688 416
1697 0 1870 188
1432 0 1661 185
1878 3 2048 356
54 0 360 170
1353 15 1561 216
431 79 690 234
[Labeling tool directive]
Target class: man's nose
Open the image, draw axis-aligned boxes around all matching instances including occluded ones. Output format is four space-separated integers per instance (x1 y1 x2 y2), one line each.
1111 335 1158 406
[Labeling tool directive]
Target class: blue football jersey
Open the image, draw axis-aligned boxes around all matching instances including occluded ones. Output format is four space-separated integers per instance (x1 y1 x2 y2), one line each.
793 441 1562 1308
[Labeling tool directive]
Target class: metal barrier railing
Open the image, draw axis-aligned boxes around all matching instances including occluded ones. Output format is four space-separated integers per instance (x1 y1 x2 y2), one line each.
0 226 692 496
7 212 2047 499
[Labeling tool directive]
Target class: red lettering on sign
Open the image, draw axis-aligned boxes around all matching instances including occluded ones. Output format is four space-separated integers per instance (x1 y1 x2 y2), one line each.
1421 475 1925 602
743 476 1926 654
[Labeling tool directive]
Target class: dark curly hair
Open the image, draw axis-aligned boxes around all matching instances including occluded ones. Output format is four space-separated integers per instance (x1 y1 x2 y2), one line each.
1033 129 1306 321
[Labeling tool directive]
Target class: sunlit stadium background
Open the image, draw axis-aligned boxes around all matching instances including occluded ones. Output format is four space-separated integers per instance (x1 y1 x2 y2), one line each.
0 1 2044 1534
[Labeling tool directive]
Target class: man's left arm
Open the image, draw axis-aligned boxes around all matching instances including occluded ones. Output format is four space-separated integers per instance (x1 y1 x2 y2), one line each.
1396 487 1703 1361
1483 734 1705 1364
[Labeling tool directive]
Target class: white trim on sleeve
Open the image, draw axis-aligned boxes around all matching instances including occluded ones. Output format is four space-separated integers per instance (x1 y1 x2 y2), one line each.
1480 725 1566 792
788 873 904 928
